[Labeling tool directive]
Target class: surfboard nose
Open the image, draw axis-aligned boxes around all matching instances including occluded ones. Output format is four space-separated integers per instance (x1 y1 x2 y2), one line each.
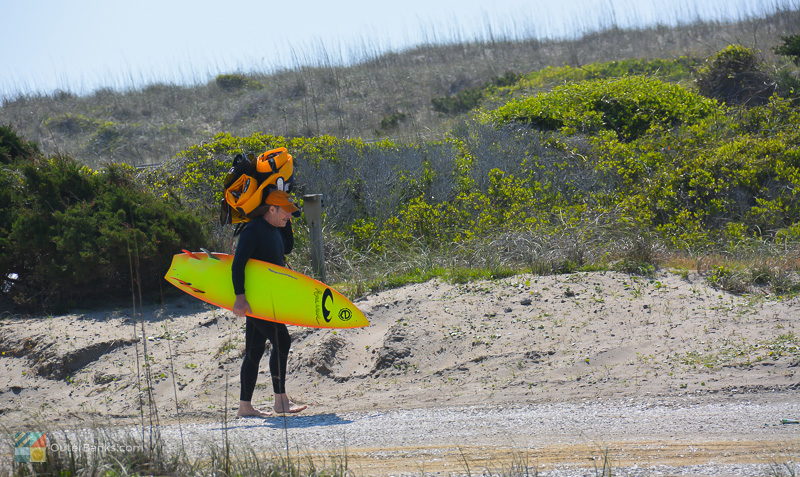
327 304 369 328
347 312 370 328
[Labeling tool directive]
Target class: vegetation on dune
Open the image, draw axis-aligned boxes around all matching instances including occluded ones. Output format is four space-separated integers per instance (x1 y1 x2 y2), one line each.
694 44 777 106
489 75 722 140
3 26 800 312
2 8 798 167
774 33 800 64
0 124 39 164
151 41 800 296
493 57 700 97
431 71 521 115
0 127 206 312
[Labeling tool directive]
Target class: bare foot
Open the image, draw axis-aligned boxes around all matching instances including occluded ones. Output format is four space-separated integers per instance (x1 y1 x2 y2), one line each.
237 401 272 418
274 403 307 414
273 394 308 414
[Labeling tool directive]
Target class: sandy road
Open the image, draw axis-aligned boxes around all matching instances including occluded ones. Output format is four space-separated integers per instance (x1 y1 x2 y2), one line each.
117 393 800 476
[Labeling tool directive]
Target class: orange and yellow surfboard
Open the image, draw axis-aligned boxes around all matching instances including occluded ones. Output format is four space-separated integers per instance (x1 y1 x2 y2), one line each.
164 250 368 328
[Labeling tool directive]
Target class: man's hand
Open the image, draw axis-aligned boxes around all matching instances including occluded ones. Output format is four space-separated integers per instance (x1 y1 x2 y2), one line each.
233 294 252 317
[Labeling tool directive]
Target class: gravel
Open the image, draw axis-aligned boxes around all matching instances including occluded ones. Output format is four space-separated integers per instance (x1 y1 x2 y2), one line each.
48 394 798 476
189 396 799 449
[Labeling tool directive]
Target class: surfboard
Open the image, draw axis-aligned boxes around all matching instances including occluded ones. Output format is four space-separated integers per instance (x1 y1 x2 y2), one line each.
164 250 369 328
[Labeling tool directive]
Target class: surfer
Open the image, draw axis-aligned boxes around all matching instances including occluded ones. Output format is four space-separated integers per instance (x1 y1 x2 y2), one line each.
232 190 308 417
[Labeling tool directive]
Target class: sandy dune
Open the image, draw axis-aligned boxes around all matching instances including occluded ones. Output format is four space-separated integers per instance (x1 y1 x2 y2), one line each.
1 270 798 473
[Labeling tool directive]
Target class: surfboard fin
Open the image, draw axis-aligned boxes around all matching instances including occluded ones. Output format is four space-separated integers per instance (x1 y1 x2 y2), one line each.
182 249 201 260
200 248 220 260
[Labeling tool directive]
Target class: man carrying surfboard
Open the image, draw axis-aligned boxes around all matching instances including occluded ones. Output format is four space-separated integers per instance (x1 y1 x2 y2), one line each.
232 189 308 417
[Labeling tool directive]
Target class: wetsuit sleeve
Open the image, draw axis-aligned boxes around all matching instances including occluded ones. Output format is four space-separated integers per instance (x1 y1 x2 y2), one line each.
280 221 294 255
232 228 256 295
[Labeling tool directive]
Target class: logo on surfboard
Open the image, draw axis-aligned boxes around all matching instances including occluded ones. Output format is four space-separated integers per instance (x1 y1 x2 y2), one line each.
315 288 334 324
313 288 352 323
321 288 333 322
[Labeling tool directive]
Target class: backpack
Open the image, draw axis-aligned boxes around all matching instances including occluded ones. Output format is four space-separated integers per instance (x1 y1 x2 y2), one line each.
219 147 294 226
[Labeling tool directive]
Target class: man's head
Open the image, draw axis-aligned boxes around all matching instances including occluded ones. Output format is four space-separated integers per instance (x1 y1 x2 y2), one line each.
263 190 298 227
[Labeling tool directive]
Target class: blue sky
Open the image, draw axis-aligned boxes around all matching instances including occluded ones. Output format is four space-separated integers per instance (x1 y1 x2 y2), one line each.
0 0 794 98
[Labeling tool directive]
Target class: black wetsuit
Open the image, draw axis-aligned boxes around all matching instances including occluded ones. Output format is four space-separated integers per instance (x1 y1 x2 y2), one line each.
232 217 294 400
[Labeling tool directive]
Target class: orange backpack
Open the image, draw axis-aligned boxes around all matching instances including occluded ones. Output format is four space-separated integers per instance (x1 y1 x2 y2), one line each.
219 147 294 225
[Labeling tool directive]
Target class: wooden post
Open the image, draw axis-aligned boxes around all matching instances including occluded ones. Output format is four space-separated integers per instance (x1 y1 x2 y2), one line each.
303 194 326 283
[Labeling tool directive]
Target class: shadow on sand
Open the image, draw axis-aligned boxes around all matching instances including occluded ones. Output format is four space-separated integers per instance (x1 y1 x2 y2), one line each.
217 413 354 430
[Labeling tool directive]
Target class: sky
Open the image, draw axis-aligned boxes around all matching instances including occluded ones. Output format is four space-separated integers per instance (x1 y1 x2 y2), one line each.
1 0 795 99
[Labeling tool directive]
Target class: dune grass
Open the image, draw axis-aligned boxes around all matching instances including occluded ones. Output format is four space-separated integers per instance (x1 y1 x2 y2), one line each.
6 426 351 477
2 6 799 167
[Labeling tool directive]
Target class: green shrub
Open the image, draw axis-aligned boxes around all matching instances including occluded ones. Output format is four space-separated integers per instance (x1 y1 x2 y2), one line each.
432 72 521 115
705 263 799 296
588 94 800 247
379 112 408 131
490 71 521 87
1 154 207 312
775 69 800 100
706 265 750 294
772 35 800 100
432 88 484 114
491 76 721 141
496 57 698 97
0 125 38 164
583 57 698 82
694 45 775 106
774 34 800 66
87 121 125 155
775 222 800 245
43 113 103 135
215 73 261 91
614 259 656 277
